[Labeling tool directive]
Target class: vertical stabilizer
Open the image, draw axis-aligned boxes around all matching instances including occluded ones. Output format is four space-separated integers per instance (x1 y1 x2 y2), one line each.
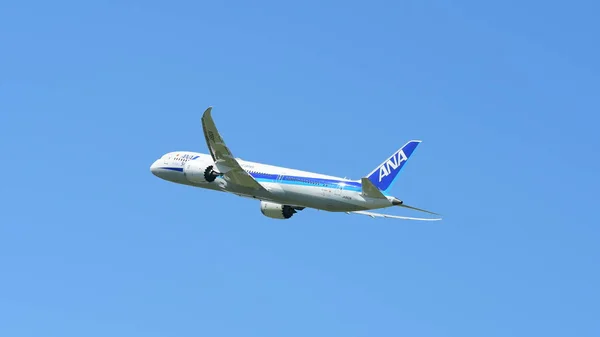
365 140 421 192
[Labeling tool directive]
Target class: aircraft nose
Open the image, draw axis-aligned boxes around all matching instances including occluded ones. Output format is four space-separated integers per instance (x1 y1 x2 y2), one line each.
150 159 160 176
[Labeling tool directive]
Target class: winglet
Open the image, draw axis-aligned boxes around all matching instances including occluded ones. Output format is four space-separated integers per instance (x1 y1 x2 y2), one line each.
201 106 218 161
203 106 213 118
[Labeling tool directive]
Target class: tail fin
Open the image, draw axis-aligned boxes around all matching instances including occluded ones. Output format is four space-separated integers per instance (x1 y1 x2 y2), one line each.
365 140 421 192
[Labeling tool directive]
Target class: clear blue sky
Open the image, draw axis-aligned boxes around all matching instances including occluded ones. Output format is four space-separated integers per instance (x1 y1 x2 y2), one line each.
1 1 599 336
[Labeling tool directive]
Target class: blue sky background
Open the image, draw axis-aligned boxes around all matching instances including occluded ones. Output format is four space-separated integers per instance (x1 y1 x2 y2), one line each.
1 1 599 336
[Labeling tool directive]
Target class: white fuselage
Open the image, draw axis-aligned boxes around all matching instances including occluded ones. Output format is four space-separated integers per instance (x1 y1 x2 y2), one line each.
150 151 396 212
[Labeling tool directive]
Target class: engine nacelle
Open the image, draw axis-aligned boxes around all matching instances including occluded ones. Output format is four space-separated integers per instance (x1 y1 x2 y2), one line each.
183 160 221 184
260 201 297 219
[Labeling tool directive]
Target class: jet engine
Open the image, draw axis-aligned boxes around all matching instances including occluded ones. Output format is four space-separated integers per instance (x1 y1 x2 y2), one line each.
260 201 297 219
183 161 221 183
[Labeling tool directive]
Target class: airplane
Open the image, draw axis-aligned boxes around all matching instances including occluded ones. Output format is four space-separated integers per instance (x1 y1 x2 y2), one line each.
149 107 442 221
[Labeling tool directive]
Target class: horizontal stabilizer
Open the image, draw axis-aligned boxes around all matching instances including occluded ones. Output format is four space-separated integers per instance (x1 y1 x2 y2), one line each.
348 210 442 221
361 178 387 199
397 203 441 216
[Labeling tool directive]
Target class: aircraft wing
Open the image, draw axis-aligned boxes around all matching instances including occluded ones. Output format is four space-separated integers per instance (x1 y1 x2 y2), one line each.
348 210 442 221
201 107 268 192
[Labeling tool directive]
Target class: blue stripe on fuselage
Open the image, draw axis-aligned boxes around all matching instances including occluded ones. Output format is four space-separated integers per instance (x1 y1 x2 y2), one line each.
157 167 389 195
249 172 383 194
159 167 184 172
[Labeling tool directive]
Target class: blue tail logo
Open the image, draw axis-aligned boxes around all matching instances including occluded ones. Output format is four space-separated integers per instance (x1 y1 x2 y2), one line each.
366 140 421 192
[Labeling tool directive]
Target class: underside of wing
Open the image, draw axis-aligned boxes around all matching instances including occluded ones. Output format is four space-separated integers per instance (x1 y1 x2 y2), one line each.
349 210 442 221
201 107 267 191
